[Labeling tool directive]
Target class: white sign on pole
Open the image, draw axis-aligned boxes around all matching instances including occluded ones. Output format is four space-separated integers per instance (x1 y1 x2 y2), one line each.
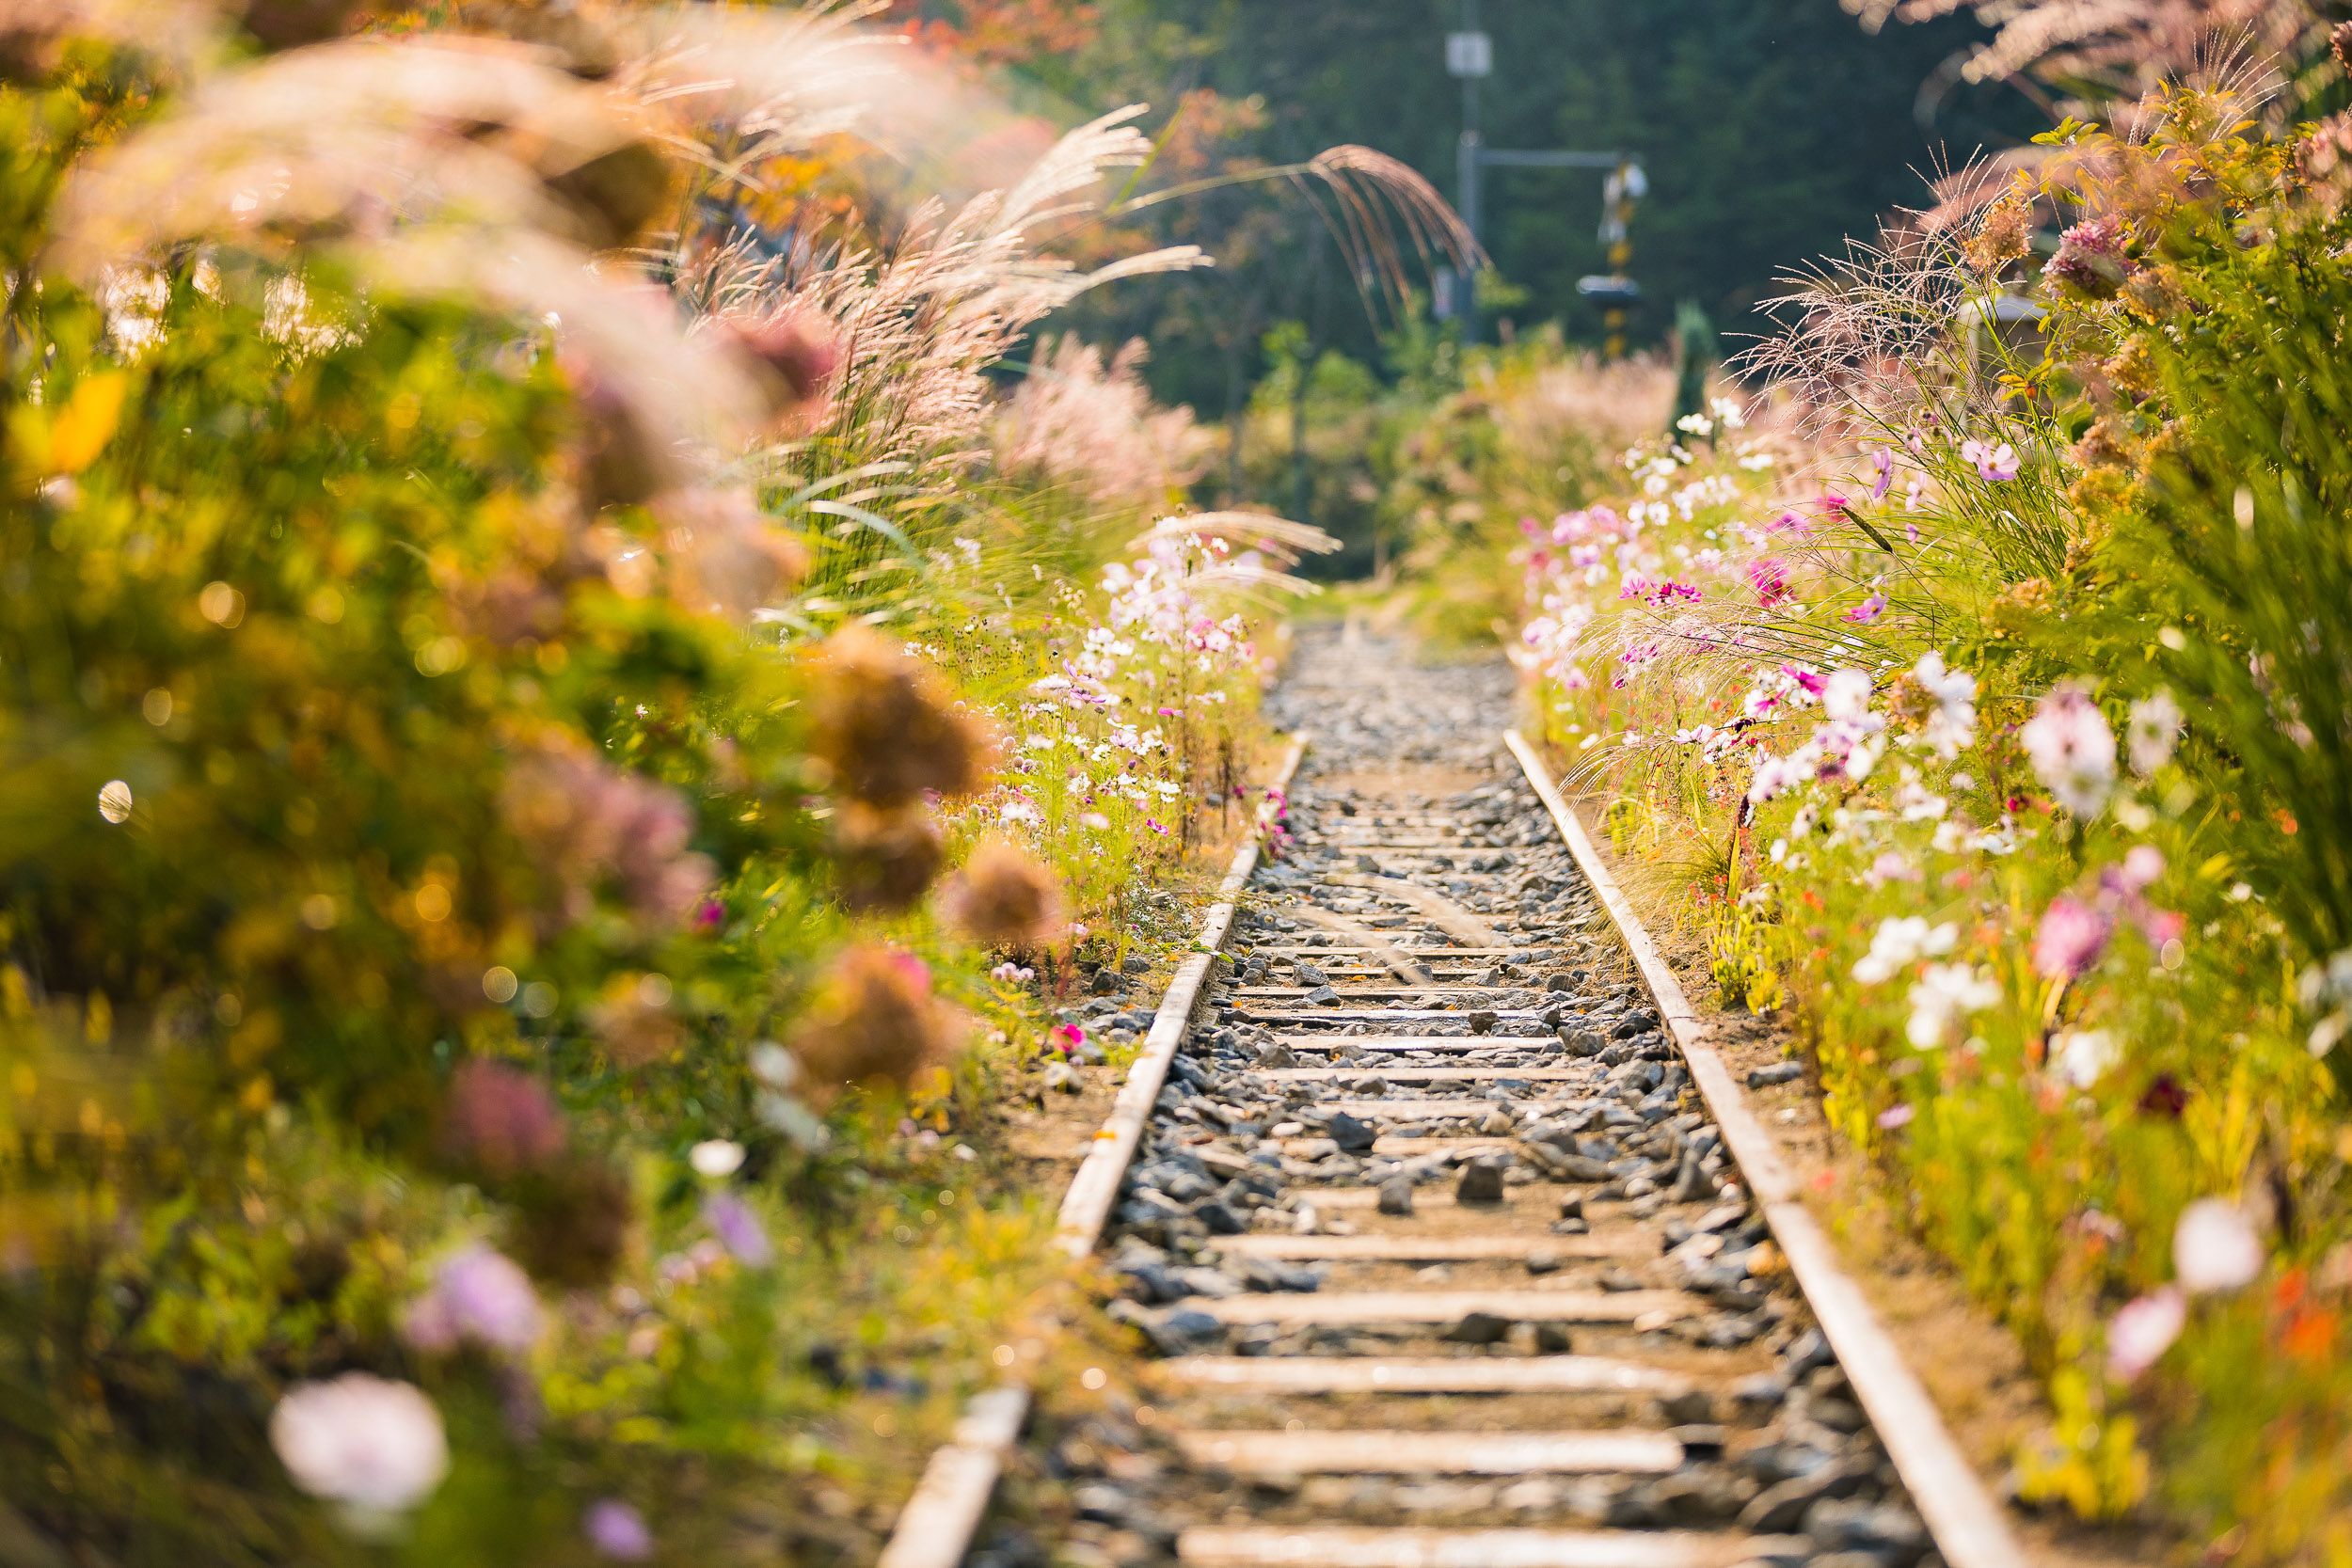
1445 31 1491 78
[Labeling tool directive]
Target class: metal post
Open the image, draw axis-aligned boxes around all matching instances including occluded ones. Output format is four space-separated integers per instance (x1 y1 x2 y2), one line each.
1450 0 1486 346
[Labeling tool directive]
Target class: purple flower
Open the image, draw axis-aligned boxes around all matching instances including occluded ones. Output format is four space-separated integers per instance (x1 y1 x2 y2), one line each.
402 1245 543 1355
1869 448 1894 501
2031 895 2111 981
1843 594 1885 625
2043 214 2137 298
585 1498 654 1560
702 1191 775 1268
1875 1102 1915 1131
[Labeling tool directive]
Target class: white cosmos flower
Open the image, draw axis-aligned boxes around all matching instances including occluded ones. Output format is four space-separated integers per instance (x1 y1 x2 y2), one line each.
2174 1198 2264 1293
1852 916 1958 985
1914 653 1978 760
271 1373 449 1516
2126 689 2183 777
1905 961 2002 1048
2050 1029 2118 1087
690 1139 745 1178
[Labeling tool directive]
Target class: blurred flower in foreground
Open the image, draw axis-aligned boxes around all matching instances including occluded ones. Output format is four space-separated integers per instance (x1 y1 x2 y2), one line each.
2125 689 2182 776
2106 1286 2185 1380
2032 895 2111 981
1851 916 1956 986
787 944 962 1104
2020 684 2116 817
2049 1028 2118 1087
503 743 716 931
804 626 991 806
271 1373 449 1521
830 801 946 912
2174 1199 2264 1293
402 1244 544 1354
689 1139 745 1178
1905 961 2002 1048
586 1498 655 1560
440 1060 568 1179
937 837 1066 949
702 1191 774 1267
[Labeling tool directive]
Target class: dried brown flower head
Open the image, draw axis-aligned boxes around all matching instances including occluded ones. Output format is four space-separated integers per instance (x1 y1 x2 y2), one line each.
2070 416 2137 471
786 944 962 1105
2119 263 2187 321
1963 198 2033 276
544 137 673 250
803 626 992 806
830 802 945 913
511 1156 632 1288
240 0 363 51
937 837 1065 950
504 741 715 933
440 1059 570 1179
717 309 843 422
585 973 683 1067
654 486 809 621
2335 20 2352 71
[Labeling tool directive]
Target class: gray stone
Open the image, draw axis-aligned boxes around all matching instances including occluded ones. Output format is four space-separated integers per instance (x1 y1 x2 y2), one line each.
1524 1248 1562 1275
1804 1498 1928 1560
1746 1061 1804 1087
1255 1043 1297 1068
1327 1112 1377 1152
1441 1310 1512 1345
1306 985 1342 1006
1660 1389 1716 1425
1534 1323 1575 1354
1193 1201 1245 1236
1455 1158 1507 1204
1376 1177 1415 1216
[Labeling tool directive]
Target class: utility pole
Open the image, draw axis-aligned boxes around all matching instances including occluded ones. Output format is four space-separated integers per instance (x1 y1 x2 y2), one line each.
1446 1 1488 345
1439 2 1645 353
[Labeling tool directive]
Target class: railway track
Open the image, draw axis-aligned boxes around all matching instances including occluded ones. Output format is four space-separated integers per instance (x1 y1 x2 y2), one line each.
884 630 2024 1568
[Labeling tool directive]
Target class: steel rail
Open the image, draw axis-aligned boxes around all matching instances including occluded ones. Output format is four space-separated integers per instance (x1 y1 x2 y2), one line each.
1502 728 2028 1568
874 736 1309 1568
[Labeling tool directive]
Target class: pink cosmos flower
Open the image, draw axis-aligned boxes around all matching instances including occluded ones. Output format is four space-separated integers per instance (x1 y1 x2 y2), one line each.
1818 493 1849 515
1780 665 1826 696
1876 1102 1915 1131
1870 448 1894 501
1960 438 2020 482
2032 895 2111 980
2021 684 2118 816
1747 557 1791 606
1843 594 1885 625
2106 1287 2185 1380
